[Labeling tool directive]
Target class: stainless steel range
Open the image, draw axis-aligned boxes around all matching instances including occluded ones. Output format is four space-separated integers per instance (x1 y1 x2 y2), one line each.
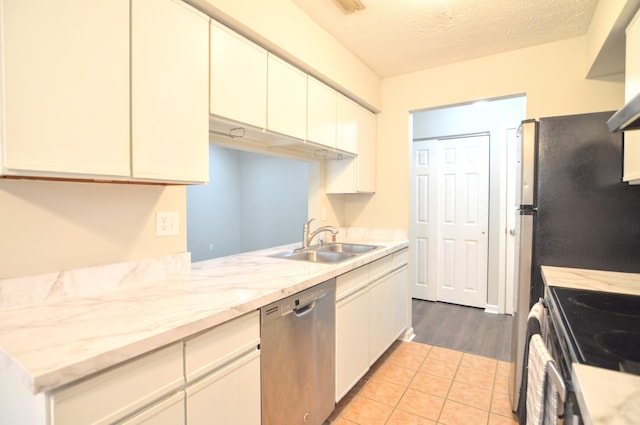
545 286 640 425
548 287 640 375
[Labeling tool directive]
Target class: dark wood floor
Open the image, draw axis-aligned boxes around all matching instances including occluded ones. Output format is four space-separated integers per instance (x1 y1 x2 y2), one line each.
411 299 514 362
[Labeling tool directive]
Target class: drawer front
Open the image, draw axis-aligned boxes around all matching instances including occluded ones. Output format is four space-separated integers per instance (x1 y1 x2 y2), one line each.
119 391 185 425
52 343 184 425
336 264 370 300
393 248 409 268
186 349 261 425
369 254 393 282
184 311 260 382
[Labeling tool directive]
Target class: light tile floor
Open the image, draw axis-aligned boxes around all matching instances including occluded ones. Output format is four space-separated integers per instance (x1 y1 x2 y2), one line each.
327 341 518 425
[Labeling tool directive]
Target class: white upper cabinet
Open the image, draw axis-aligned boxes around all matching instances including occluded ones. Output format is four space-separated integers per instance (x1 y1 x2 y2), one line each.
0 0 209 183
336 94 359 155
357 106 377 192
267 54 307 140
210 21 267 129
132 0 209 183
307 76 337 149
1 0 130 178
326 97 377 194
624 10 640 184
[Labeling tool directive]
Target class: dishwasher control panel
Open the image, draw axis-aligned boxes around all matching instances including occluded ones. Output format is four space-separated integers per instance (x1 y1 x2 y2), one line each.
261 279 333 322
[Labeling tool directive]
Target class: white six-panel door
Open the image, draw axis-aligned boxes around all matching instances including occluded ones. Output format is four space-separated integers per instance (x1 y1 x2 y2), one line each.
410 135 489 308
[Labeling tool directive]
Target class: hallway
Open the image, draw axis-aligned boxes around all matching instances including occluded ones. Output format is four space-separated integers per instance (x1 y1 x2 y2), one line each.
412 299 513 361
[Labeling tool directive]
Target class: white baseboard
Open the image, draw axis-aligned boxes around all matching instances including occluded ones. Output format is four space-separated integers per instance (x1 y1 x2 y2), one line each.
402 326 416 342
484 304 499 314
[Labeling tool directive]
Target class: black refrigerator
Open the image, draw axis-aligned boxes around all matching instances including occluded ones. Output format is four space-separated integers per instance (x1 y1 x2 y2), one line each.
509 110 640 411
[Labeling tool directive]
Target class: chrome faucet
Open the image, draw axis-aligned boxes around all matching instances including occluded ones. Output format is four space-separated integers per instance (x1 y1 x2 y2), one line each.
301 218 338 249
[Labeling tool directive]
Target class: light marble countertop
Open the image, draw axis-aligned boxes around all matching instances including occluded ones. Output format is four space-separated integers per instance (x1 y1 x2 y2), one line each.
0 240 408 395
541 265 640 425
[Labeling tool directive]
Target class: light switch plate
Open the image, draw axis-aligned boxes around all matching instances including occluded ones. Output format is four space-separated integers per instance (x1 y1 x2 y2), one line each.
156 211 179 236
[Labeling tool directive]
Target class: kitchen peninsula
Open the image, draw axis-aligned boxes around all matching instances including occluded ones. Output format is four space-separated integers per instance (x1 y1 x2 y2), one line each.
0 233 408 425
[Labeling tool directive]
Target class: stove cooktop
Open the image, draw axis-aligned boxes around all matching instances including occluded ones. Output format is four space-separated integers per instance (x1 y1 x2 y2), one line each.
549 287 640 375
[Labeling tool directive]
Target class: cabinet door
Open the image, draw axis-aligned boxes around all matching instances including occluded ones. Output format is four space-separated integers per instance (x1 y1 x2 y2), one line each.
210 21 267 129
336 287 370 402
391 266 409 340
267 54 307 140
186 350 261 425
327 96 376 194
369 273 395 364
307 76 337 149
356 106 377 192
131 0 209 183
1 0 130 178
336 94 359 154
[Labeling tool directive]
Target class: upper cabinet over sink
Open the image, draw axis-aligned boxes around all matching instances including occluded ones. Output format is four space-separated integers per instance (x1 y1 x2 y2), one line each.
210 20 267 129
307 76 338 150
207 20 370 162
267 54 307 141
0 0 209 184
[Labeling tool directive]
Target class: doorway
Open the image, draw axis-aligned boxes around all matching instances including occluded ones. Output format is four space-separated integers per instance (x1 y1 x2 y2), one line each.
411 134 489 308
409 96 526 312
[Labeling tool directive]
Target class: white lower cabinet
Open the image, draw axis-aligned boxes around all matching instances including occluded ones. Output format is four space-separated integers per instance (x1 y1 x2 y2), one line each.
335 248 409 402
51 343 184 425
336 285 370 401
184 311 261 425
391 266 409 341
369 272 395 364
370 263 408 364
1 312 262 425
185 350 261 425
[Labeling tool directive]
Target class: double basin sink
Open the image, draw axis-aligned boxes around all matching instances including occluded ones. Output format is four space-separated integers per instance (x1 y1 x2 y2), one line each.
272 243 381 264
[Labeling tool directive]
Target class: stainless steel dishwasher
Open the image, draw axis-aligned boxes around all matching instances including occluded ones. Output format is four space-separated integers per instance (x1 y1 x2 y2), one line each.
261 278 336 425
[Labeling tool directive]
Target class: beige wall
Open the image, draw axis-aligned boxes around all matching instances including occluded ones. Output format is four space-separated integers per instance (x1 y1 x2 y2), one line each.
0 180 185 279
345 36 626 229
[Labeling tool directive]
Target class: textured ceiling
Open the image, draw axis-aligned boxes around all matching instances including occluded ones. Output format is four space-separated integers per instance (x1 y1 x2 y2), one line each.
291 0 600 78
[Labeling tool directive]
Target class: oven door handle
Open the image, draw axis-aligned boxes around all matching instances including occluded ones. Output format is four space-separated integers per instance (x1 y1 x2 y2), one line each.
547 362 567 403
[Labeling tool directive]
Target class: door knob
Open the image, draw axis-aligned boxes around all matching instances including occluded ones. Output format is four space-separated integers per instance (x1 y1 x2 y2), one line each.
509 228 516 236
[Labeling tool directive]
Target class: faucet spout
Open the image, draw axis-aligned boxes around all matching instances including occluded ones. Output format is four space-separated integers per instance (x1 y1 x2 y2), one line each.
301 218 339 249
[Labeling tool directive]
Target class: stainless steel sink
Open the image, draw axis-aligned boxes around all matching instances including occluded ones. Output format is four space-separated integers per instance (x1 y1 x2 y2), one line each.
316 243 380 254
272 250 354 263
271 243 380 264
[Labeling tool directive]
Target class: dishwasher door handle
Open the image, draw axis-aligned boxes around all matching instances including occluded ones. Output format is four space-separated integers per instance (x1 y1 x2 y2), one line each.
293 301 317 317
293 292 327 317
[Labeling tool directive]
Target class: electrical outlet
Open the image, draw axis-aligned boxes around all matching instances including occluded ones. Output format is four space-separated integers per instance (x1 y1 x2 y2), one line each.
156 211 179 236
